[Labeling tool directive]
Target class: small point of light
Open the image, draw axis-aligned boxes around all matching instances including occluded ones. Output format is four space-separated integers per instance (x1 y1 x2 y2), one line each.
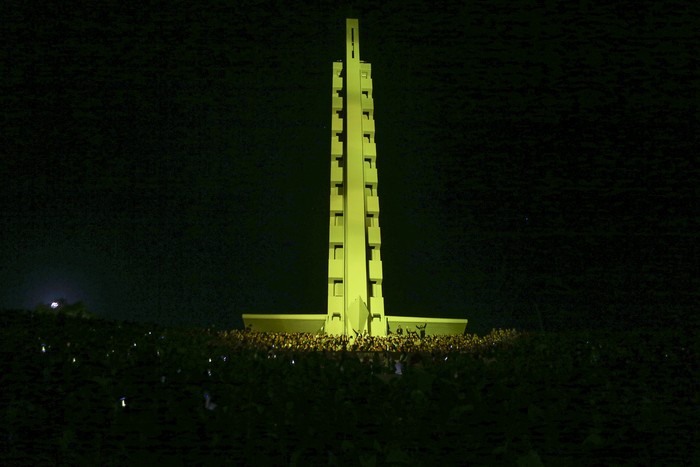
208 358 212 363
72 357 76 363
51 302 59 309
41 344 46 353
132 342 137 347
120 397 126 407
207 369 212 377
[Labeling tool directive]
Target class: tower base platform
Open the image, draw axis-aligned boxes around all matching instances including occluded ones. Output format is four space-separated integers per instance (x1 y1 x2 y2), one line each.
242 313 467 336
241 314 327 334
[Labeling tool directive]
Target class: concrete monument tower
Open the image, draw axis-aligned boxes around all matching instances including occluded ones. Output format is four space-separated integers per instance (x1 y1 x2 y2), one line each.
325 19 385 336
242 19 467 337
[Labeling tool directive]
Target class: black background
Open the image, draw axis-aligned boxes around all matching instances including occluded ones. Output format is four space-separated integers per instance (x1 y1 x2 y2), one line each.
2 0 698 333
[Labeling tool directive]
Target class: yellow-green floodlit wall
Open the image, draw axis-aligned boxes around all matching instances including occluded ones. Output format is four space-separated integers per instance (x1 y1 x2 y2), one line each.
242 314 326 334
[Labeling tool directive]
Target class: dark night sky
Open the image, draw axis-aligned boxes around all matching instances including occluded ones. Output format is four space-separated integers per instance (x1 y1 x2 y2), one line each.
2 1 698 333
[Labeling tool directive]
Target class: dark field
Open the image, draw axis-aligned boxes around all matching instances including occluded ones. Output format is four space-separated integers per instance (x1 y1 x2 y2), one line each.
1 310 697 466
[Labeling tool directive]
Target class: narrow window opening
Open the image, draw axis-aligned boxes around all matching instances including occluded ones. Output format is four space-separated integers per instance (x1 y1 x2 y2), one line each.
334 280 344 297
368 246 379 261
351 29 355 58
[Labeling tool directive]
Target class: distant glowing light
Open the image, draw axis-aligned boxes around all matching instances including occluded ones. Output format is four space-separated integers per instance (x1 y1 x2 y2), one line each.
51 302 59 309
120 397 126 407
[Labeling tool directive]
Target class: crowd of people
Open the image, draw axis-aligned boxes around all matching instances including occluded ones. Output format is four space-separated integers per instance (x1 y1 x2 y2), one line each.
0 309 695 465
215 327 521 355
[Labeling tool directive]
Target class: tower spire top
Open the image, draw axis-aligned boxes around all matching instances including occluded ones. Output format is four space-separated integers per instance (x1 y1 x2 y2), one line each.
346 18 360 61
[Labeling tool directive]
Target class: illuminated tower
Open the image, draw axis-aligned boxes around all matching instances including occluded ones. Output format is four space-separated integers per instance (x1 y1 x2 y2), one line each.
242 19 467 337
324 19 385 337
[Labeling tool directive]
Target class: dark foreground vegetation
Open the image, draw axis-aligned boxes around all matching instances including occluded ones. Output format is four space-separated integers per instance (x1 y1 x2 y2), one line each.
0 309 697 466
